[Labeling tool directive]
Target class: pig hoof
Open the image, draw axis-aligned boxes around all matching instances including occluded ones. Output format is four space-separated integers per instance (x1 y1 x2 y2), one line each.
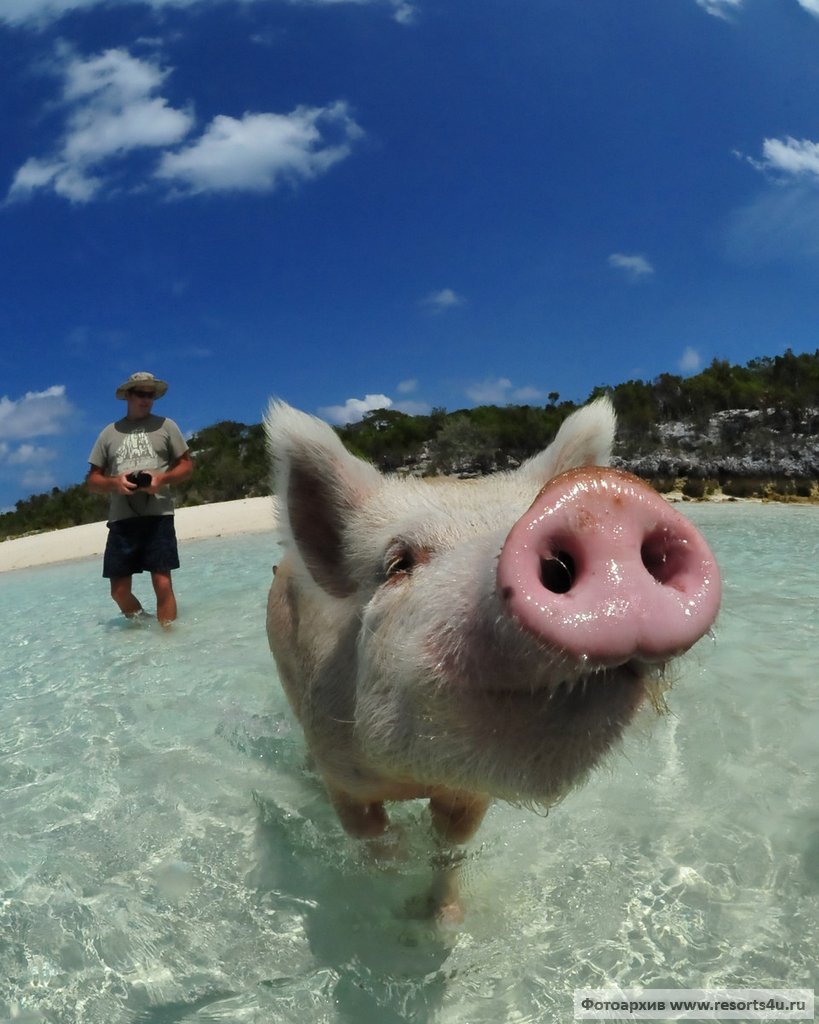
402 856 466 926
401 890 455 922
436 900 465 929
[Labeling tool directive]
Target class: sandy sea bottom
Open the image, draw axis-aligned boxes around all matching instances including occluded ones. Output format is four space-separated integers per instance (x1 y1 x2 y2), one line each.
0 504 817 1023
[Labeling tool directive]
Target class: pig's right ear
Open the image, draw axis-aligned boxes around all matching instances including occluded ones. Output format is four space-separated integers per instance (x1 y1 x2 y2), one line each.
265 401 382 598
519 396 617 484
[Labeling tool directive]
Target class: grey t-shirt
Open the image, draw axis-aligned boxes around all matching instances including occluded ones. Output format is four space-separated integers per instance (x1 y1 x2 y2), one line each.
88 414 189 522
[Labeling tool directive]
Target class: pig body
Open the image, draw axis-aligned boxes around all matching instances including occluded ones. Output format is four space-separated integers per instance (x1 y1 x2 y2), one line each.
265 398 721 847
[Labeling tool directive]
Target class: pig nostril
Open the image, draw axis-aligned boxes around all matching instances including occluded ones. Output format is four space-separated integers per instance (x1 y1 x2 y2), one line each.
540 551 576 594
641 529 686 586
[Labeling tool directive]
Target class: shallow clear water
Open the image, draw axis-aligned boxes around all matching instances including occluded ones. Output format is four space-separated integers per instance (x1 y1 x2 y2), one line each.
1 504 817 1024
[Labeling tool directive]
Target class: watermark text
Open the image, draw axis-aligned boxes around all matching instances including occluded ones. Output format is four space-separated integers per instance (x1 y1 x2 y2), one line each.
574 988 814 1020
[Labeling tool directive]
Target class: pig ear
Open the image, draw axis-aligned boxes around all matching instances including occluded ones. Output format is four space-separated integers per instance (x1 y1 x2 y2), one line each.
265 401 382 598
519 397 616 483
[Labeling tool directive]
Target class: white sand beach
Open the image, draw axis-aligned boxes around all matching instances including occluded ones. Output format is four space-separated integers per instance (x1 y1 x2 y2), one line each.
0 497 278 574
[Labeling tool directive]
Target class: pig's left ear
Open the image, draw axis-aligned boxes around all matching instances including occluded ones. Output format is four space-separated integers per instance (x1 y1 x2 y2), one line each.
519 396 616 484
265 401 383 598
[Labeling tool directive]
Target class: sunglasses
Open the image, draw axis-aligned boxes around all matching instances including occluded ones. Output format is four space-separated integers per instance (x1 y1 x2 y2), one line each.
130 390 156 399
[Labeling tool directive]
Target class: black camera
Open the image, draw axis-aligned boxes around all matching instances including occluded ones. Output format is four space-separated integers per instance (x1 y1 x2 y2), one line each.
126 471 152 489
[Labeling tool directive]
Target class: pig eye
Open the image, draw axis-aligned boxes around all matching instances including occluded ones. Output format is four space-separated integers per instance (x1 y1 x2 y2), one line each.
384 542 417 581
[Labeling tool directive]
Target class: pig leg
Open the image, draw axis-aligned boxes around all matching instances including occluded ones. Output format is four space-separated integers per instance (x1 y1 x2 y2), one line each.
428 792 491 843
327 785 390 839
422 792 491 924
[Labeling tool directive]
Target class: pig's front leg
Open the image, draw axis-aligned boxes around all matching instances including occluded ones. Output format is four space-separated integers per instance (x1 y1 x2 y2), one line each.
327 784 390 838
426 791 491 925
428 791 491 843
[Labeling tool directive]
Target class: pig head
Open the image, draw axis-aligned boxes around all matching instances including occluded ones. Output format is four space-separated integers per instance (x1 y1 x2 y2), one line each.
265 398 721 844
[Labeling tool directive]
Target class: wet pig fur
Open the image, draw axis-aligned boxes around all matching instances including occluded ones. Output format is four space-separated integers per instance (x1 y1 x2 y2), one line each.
265 397 719 849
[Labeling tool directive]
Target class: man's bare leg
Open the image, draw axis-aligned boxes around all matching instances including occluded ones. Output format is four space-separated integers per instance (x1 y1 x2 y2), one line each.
110 577 144 617
152 571 177 625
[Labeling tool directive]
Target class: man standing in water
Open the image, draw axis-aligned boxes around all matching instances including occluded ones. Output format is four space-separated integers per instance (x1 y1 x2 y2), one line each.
87 372 193 625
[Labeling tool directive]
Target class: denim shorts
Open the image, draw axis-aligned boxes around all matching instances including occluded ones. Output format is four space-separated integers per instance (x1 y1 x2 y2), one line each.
103 516 180 578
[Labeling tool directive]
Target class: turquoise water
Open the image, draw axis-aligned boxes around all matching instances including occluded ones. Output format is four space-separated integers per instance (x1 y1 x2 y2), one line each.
1 504 817 1023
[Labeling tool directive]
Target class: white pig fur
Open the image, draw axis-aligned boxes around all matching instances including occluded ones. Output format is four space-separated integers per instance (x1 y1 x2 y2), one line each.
265 396 662 846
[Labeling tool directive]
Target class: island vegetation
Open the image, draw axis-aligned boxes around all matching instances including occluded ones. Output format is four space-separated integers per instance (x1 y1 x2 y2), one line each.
2 349 818 542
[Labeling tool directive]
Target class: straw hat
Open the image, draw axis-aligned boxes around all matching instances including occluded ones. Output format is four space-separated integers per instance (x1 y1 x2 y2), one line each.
115 372 169 400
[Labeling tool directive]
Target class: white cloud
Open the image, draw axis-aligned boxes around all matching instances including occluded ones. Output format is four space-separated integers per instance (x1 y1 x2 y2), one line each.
1 0 96 25
754 136 819 179
6 48 362 203
0 391 67 499
63 45 167 103
318 386 432 424
698 0 818 20
421 288 465 313
6 48 193 204
465 377 513 404
394 399 431 416
20 468 58 490
7 443 58 466
0 386 75 441
156 103 362 195
465 377 545 405
8 157 102 204
511 385 545 402
392 2 418 25
678 346 702 373
608 253 655 280
65 93 191 164
0 0 417 28
696 0 743 18
319 393 393 425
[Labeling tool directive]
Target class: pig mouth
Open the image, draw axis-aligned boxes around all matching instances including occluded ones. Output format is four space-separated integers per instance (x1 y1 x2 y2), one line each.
420 659 671 807
428 622 668 718
481 660 668 716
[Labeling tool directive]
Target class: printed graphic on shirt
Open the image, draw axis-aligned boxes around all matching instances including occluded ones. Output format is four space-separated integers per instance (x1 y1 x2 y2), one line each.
114 430 158 475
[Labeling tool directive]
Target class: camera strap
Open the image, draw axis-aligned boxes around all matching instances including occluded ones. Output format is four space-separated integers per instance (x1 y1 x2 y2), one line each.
126 493 151 517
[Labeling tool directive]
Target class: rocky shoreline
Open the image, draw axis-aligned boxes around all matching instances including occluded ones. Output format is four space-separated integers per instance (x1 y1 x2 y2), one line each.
614 407 819 503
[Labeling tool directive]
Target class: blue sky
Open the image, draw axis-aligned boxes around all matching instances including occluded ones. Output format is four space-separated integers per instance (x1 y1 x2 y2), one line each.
2 0 819 510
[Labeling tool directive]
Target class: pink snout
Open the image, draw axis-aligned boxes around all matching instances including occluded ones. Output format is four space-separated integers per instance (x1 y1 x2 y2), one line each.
497 467 721 666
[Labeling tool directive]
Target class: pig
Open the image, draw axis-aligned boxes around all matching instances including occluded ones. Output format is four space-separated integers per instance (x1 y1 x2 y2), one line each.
265 398 720 892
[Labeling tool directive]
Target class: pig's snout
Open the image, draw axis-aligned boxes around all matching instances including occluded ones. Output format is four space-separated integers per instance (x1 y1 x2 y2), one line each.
497 467 721 666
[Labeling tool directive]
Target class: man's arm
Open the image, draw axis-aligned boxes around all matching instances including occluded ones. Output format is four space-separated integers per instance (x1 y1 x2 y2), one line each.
86 450 193 496
87 464 139 495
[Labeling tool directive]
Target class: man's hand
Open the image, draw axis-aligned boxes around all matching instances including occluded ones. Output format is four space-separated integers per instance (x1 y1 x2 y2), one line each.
87 467 141 495
119 473 140 494
110 471 154 495
142 472 161 495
